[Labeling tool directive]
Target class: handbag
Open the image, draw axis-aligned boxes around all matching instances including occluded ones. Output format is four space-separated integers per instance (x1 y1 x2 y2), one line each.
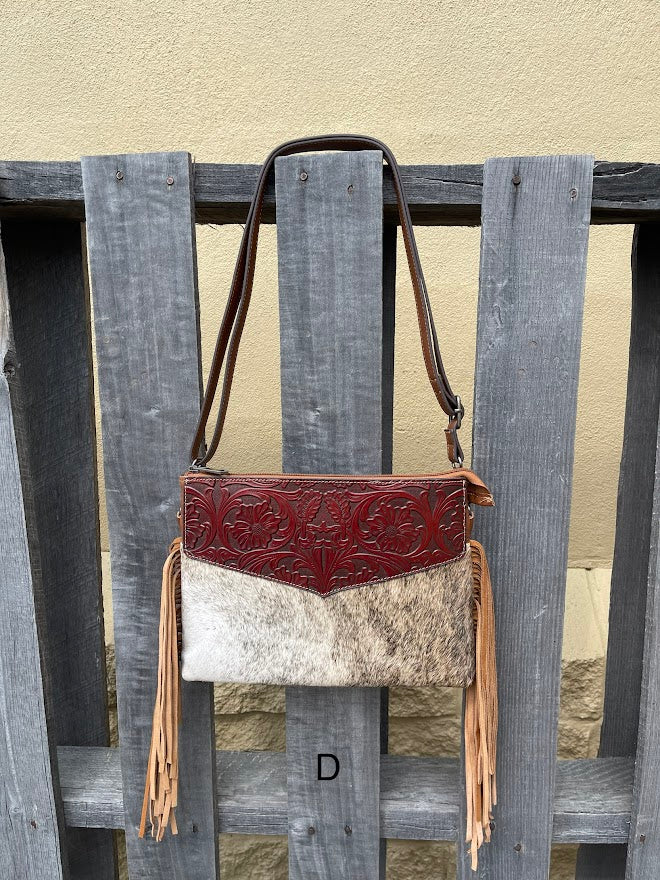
139 135 498 870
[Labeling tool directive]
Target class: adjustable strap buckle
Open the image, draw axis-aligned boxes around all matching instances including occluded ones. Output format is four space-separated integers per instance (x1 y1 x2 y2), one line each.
452 395 464 431
445 395 464 468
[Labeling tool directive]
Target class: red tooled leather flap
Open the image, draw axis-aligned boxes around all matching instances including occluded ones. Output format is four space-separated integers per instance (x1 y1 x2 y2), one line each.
182 474 468 597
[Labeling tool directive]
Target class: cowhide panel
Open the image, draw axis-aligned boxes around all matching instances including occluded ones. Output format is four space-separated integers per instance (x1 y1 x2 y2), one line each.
180 546 475 688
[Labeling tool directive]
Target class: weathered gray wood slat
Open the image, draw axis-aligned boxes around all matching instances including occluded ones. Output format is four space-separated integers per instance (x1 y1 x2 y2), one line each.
384 758 634 846
459 155 594 878
1 220 116 880
623 223 660 879
58 746 635 844
552 758 633 844
81 153 218 879
276 151 389 879
576 224 660 879
0 158 658 223
216 751 288 836
58 748 126 831
0 226 67 879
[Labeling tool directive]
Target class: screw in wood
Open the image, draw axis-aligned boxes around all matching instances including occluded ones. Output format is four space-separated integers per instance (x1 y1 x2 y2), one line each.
514 843 522 852
512 174 521 186
640 834 646 843
347 184 354 194
300 171 308 181
116 171 124 181
307 825 315 835
167 176 175 186
569 187 578 199
344 824 352 835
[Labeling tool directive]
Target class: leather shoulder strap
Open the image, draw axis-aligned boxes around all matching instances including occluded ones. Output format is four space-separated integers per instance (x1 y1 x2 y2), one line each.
190 135 464 467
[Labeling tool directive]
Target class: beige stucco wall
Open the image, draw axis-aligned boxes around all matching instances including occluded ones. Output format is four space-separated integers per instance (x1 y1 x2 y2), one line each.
1 0 658 565
2 3 658 878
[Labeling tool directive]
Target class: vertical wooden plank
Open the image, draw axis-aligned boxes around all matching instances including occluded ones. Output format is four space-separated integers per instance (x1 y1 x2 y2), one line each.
458 155 594 878
626 433 660 871
621 223 660 879
81 153 218 879
576 223 660 879
276 150 390 880
2 219 116 880
0 226 68 879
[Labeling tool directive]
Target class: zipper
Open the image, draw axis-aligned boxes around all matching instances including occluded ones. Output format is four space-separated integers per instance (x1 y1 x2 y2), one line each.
186 465 469 481
185 465 493 506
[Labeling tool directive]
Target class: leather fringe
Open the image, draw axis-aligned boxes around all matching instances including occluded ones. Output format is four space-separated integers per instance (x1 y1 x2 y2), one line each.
464 540 498 871
138 534 497 858
139 537 182 841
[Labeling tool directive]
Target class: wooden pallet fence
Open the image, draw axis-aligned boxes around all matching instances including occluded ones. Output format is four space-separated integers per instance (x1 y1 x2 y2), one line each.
0 153 657 880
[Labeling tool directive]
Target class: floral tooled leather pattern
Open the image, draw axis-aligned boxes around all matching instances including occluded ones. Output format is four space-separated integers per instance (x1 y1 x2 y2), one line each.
183 476 466 597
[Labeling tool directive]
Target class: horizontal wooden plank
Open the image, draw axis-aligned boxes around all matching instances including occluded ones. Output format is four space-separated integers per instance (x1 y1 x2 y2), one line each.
217 750 288 836
58 748 634 845
553 758 634 844
0 161 84 219
0 159 657 224
57 747 125 831
380 756 461 841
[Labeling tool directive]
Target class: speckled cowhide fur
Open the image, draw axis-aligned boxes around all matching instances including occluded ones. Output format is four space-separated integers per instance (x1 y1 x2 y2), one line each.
180 546 474 686
178 472 490 687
